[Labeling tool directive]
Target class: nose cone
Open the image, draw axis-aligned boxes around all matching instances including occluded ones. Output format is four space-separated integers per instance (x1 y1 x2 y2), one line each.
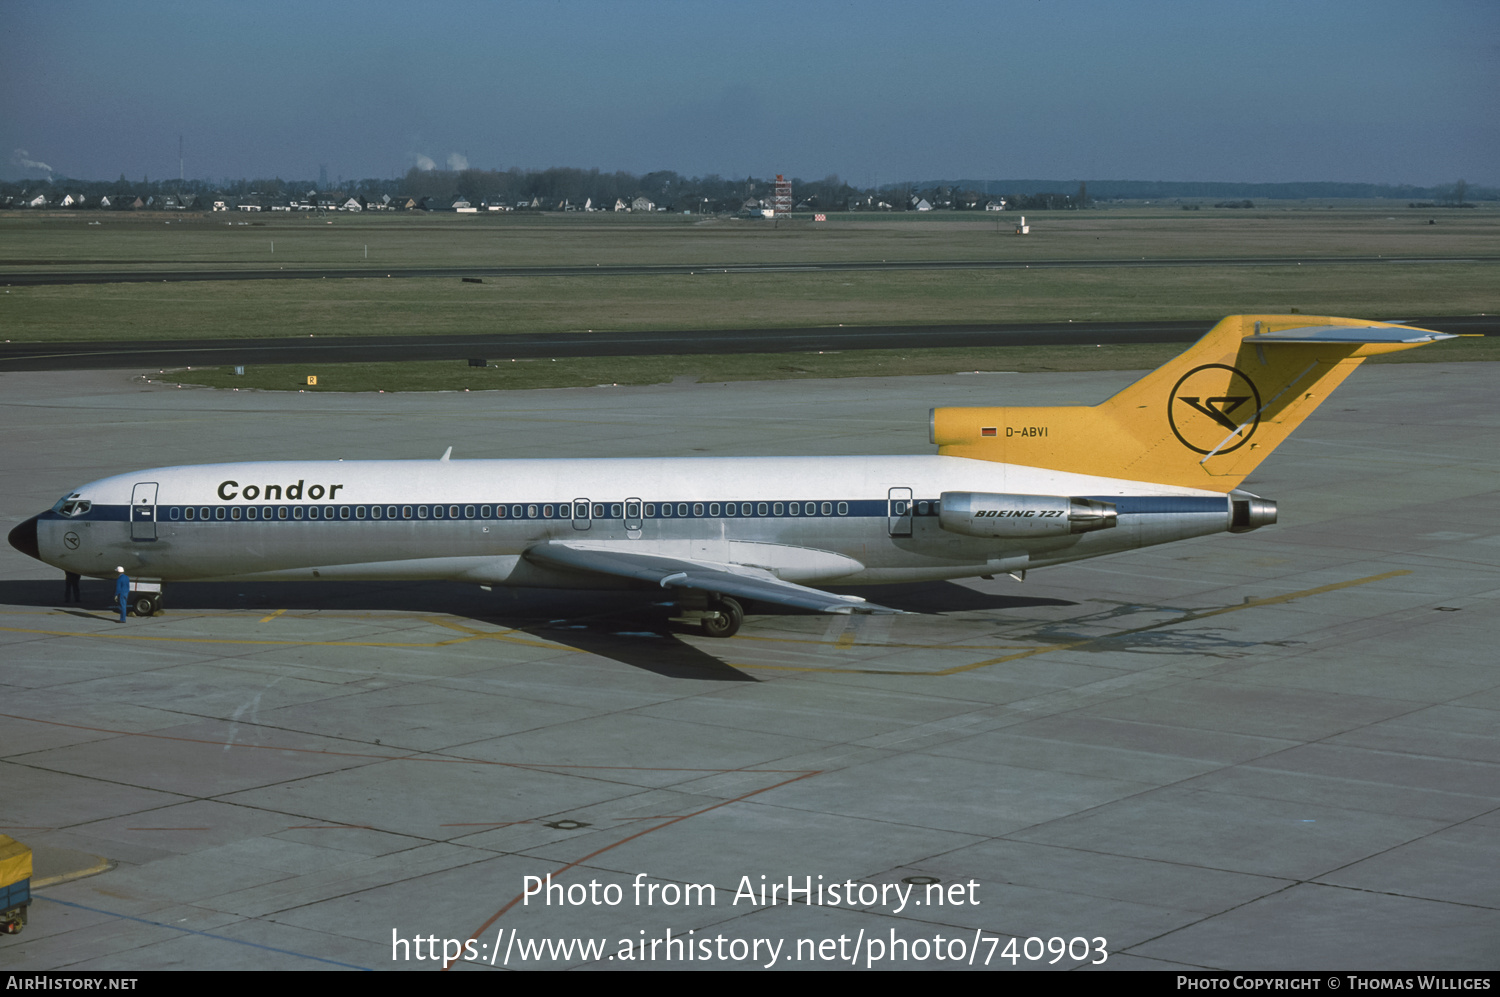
7 515 40 561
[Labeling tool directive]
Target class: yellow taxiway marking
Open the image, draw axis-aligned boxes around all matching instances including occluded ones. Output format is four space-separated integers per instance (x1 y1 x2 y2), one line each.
734 570 1413 676
0 570 1411 672
258 608 288 624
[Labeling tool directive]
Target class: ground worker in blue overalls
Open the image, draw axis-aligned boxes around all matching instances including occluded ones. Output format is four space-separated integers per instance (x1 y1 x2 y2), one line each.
114 567 130 623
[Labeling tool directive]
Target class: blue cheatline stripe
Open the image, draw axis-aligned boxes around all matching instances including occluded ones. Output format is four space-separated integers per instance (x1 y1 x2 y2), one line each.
37 895 373 971
1085 495 1227 515
56 496 1228 525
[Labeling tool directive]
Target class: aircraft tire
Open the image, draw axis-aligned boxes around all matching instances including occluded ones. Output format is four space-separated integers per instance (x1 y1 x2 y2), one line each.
700 596 743 638
130 594 155 617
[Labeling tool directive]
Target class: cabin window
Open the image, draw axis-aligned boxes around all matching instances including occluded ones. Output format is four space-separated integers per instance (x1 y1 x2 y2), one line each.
592 504 605 519
837 502 848 515
644 503 656 517
263 507 273 519
354 506 365 520
183 507 193 521
757 502 768 516
676 503 688 517
216 507 226 520
308 506 320 520
917 501 929 515
246 507 258 521
417 506 428 519
540 504 552 518
611 503 623 518
625 502 638 519
230 507 241 520
725 503 736 517
822 502 833 516
170 507 181 521
401 506 412 519
293 507 304 520
460 505 471 519
200 507 210 520
789 502 800 515
370 506 381 520
773 502 783 516
340 506 351 520
526 504 537 518
480 505 491 518
387 506 398 519
708 503 720 517
693 503 704 517
450 505 461 519
278 507 288 520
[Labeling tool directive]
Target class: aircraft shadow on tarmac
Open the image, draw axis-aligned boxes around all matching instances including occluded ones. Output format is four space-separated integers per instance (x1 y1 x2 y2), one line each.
0 578 1076 681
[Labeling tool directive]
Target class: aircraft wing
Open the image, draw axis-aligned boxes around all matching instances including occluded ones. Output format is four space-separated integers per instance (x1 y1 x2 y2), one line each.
523 540 903 615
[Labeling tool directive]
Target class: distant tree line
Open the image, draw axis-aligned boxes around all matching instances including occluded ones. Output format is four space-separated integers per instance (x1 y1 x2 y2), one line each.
3 168 1492 211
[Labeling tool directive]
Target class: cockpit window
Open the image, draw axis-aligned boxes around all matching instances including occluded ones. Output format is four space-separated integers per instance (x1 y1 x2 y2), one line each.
52 495 92 518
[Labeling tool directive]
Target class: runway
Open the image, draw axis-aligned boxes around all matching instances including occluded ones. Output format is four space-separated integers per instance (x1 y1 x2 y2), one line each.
3 254 1496 287
0 364 1495 970
0 316 1492 372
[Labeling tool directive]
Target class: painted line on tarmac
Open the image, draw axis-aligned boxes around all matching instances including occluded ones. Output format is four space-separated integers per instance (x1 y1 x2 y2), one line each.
34 895 374 971
0 569 1412 675
735 570 1414 675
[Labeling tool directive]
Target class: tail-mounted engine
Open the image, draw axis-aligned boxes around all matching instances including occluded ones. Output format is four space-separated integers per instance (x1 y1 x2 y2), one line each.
938 492 1118 539
1229 496 1277 533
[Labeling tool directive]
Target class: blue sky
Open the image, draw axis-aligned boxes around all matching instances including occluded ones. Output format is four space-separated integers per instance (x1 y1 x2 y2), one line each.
4 0 1496 185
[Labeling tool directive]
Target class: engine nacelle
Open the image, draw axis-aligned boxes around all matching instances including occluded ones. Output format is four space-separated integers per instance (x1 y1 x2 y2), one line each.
938 492 1118 539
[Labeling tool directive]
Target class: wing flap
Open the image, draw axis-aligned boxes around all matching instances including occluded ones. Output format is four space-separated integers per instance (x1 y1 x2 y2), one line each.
524 541 902 615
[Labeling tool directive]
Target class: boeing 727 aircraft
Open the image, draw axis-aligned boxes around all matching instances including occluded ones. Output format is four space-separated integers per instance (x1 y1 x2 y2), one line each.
7 315 1455 637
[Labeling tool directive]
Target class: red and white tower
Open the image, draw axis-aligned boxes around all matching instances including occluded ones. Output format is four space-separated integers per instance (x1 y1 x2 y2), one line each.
771 174 792 217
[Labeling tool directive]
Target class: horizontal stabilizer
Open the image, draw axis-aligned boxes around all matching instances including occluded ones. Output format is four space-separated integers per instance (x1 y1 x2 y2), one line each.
1245 325 1457 345
525 540 903 615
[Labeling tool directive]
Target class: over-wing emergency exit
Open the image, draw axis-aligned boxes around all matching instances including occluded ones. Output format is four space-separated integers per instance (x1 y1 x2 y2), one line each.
7 315 1456 637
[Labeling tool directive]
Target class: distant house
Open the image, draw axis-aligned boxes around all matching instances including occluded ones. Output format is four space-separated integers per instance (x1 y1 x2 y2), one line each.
630 196 654 212
613 198 629 212
341 197 363 211
912 198 932 212
24 194 48 208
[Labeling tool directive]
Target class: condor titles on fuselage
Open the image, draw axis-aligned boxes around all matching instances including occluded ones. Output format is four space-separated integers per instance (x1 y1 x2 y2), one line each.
7 315 1455 637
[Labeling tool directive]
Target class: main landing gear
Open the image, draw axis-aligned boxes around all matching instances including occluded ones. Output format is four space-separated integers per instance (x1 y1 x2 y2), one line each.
669 591 744 638
699 596 743 639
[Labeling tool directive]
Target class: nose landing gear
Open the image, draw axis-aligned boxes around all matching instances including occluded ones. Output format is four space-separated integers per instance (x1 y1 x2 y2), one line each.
129 591 162 616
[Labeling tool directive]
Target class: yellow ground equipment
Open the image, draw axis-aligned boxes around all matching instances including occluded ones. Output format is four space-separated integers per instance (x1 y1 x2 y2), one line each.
0 835 32 934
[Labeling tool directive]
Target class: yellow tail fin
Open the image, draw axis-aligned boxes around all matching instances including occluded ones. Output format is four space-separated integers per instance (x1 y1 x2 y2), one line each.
930 315 1455 492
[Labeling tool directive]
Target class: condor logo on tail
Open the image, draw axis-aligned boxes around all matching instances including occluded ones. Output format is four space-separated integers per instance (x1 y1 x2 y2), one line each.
1168 364 1262 456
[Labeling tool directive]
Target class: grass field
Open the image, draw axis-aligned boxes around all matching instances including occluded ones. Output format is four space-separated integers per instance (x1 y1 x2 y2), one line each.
3 264 1495 343
2 204 1496 272
163 334 1497 393
4 205 1494 389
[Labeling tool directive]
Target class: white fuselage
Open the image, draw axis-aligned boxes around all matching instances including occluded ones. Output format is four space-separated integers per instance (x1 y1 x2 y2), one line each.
30 455 1235 590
